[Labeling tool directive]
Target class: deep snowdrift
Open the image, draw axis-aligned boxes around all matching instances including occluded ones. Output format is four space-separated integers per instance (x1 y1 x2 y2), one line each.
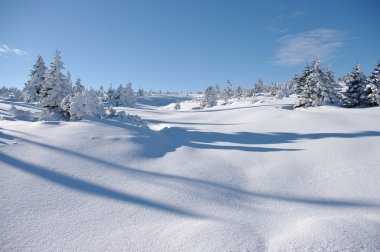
1 96 380 251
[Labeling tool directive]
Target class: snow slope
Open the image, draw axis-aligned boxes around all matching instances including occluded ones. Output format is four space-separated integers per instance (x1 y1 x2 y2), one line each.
1 97 380 251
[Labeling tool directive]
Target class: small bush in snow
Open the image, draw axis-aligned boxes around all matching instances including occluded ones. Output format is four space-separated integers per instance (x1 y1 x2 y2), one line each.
174 101 181 110
61 90 105 120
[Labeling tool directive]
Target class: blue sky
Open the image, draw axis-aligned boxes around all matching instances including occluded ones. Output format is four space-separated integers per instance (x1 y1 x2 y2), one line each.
1 0 379 91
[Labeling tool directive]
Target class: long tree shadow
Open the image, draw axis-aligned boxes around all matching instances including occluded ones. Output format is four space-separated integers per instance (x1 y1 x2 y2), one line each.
0 152 202 218
4 133 380 210
93 119 303 157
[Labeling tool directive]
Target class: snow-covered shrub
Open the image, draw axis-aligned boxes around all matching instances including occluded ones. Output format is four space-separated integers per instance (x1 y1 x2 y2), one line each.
106 109 147 128
6 105 38 121
61 90 105 120
174 101 181 110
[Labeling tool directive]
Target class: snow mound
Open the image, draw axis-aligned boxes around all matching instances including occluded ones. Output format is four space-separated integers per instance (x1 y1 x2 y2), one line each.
268 217 380 251
1 105 38 121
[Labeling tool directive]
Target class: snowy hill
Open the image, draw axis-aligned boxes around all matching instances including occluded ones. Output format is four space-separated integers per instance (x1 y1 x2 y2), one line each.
1 96 380 251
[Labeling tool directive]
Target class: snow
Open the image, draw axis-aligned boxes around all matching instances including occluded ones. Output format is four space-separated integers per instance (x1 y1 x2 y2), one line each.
1 96 380 251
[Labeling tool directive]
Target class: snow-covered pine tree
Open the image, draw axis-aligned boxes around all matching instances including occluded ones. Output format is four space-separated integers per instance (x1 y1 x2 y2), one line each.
294 63 314 108
73 78 85 94
22 55 47 103
201 86 218 108
234 86 243 99
253 78 265 94
222 80 234 103
340 64 367 107
136 87 145 97
363 60 380 106
311 58 327 106
324 64 340 104
98 85 107 102
66 71 73 95
40 51 70 119
106 83 114 103
124 82 136 107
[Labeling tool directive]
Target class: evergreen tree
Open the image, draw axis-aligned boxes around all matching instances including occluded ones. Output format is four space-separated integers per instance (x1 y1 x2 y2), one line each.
106 83 114 103
340 64 367 107
66 71 73 95
234 86 243 99
73 78 85 94
294 63 314 108
222 80 233 103
363 60 380 106
253 78 265 94
98 85 107 102
124 82 136 106
201 86 218 108
40 51 69 118
324 64 340 104
22 55 47 102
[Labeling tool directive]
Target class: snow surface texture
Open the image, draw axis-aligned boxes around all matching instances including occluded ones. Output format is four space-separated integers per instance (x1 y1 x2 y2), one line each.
1 96 380 251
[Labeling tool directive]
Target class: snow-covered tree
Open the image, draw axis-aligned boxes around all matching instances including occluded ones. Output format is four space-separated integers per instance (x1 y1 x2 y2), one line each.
106 83 114 103
112 83 136 107
61 89 104 120
22 55 47 103
294 63 314 108
363 60 380 106
324 64 340 104
66 71 73 95
136 87 145 97
174 101 181 110
253 78 265 94
124 82 136 106
73 78 85 94
98 85 107 102
234 86 244 99
340 64 367 107
40 51 70 118
201 85 218 108
221 80 234 103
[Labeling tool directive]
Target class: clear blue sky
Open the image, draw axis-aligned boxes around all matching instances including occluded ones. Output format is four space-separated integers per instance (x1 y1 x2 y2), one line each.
1 0 379 91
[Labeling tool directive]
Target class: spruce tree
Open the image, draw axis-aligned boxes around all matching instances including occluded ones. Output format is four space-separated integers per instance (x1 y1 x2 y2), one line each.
294 63 314 108
40 51 69 119
363 60 380 106
73 78 85 94
201 86 218 108
22 55 47 103
222 80 233 103
340 64 367 107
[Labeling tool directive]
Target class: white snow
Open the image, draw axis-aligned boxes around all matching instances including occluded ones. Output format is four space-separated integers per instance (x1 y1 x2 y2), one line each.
1 96 380 251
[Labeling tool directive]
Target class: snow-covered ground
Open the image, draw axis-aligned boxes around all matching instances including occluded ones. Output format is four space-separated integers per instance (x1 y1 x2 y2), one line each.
1 96 380 251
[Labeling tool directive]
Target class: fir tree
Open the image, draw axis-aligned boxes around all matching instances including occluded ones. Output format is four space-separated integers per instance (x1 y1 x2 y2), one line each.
340 64 367 107
201 86 218 108
234 86 243 99
22 55 47 102
73 78 85 94
40 51 70 119
363 60 380 106
222 80 233 103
